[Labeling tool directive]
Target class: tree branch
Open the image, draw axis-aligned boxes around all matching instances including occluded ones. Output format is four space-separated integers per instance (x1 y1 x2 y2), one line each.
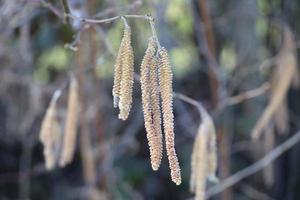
225 82 270 106
206 129 300 199
60 0 71 24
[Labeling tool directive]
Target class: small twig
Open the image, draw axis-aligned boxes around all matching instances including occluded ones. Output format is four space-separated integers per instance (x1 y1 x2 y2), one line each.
64 26 84 51
148 15 161 50
123 14 149 20
67 14 149 24
174 93 204 114
174 93 208 120
39 0 62 18
206 129 300 199
225 83 270 106
121 16 128 27
60 0 71 24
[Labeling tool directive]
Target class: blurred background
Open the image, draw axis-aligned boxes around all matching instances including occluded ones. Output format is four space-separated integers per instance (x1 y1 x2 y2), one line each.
1 0 300 199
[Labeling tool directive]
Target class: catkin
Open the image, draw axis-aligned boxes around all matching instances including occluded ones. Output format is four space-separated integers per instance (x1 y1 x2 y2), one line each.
190 113 218 200
140 37 162 170
112 25 126 108
39 93 61 170
149 56 163 170
60 77 79 167
158 47 181 185
44 118 61 170
251 28 296 139
206 115 218 182
195 124 208 200
190 126 201 193
190 121 208 200
118 23 134 120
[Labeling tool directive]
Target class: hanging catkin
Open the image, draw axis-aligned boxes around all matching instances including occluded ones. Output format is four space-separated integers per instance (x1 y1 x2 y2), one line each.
149 56 163 170
191 123 208 200
112 25 126 108
60 77 79 167
140 37 163 170
158 47 181 185
190 111 218 200
39 91 61 170
118 21 134 120
252 27 296 139
205 114 218 182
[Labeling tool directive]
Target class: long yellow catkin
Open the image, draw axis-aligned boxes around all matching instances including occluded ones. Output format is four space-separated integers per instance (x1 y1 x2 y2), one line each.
190 113 218 200
118 23 134 120
158 47 181 185
251 28 296 139
140 37 162 170
39 92 61 170
60 77 79 167
195 124 208 200
44 118 61 170
190 121 208 200
149 56 163 170
190 126 200 193
205 114 218 182
112 24 127 108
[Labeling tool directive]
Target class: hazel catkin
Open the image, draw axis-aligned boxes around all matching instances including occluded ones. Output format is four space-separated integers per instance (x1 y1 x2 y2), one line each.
113 21 134 120
59 77 79 167
158 47 181 185
140 37 163 170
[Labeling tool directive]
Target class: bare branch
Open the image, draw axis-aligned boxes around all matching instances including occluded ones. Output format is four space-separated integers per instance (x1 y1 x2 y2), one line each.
225 83 270 106
67 14 149 24
174 93 206 115
39 0 62 18
206 129 300 199
60 0 71 24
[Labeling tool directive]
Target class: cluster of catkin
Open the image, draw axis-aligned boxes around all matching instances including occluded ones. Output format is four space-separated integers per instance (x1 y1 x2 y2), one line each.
39 76 79 170
112 19 134 120
112 21 181 185
190 111 218 200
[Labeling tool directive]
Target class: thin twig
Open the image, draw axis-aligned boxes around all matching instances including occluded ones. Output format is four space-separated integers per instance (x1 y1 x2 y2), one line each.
225 82 270 106
67 14 149 24
174 93 206 116
60 0 71 24
39 0 62 18
148 15 161 49
206 129 300 199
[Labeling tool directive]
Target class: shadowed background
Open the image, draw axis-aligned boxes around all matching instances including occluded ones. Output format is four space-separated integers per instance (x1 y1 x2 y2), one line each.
1 0 300 199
